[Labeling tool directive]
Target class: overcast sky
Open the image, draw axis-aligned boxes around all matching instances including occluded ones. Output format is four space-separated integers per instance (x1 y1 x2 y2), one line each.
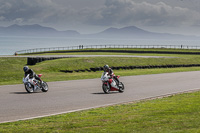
1 0 200 35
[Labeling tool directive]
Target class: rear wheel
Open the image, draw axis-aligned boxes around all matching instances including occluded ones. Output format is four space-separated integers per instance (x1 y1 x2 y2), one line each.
102 82 110 94
25 83 34 93
118 82 124 93
41 82 48 92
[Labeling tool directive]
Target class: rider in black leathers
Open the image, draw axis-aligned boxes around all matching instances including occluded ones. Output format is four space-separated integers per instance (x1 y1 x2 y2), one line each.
23 66 42 85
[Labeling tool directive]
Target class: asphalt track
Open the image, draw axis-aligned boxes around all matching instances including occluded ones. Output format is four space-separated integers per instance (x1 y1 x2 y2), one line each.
0 71 200 123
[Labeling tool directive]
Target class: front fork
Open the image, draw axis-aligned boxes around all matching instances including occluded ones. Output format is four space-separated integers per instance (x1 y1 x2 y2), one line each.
26 82 36 91
103 81 110 88
27 82 32 88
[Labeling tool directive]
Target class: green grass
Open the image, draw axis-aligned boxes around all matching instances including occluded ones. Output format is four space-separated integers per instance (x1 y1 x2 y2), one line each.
0 57 26 85
2 52 200 85
1 91 200 132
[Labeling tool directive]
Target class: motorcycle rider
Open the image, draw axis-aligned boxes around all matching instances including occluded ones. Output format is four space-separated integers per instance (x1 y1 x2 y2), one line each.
23 66 43 86
103 65 119 84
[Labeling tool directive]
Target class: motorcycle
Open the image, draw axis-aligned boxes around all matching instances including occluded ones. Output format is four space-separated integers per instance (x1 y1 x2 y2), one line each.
101 72 124 94
23 74 48 93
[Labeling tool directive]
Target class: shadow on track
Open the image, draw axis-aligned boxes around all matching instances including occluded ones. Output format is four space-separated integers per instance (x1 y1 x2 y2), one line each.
92 92 119 95
10 92 42 94
10 92 29 94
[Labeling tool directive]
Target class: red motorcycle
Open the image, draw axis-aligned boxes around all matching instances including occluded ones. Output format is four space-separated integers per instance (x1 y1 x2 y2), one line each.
101 72 124 94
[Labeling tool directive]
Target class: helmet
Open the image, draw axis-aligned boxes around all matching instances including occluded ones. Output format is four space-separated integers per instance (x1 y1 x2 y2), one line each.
103 65 109 71
23 66 29 72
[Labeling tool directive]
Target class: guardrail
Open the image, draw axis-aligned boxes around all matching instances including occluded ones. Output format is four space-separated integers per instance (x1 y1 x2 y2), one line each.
15 44 200 55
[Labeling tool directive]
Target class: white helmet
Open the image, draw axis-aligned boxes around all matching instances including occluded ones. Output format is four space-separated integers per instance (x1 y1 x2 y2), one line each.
103 65 109 71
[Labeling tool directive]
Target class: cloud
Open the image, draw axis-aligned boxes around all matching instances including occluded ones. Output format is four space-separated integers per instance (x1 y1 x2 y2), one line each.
0 0 39 23
0 0 200 31
0 0 96 27
0 0 61 24
86 0 200 27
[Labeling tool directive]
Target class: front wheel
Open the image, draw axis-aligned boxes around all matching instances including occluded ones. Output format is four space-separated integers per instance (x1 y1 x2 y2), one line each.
102 82 110 94
118 82 124 93
41 81 48 92
25 83 34 93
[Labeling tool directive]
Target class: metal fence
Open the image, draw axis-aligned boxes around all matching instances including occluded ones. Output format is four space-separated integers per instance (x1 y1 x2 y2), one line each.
15 44 200 54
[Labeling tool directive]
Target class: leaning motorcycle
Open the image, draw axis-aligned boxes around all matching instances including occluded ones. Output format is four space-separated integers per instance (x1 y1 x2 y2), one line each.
23 74 48 93
101 72 124 94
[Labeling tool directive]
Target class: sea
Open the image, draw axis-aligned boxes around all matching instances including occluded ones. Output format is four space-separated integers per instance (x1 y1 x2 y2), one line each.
1 36 200 55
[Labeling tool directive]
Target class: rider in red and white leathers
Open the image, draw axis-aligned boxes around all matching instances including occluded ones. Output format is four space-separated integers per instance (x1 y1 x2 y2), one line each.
103 65 119 84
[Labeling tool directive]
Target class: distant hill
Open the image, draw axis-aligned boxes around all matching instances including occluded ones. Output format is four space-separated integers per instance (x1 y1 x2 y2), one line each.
0 24 199 40
0 24 80 37
100 26 151 35
90 26 152 38
90 26 200 40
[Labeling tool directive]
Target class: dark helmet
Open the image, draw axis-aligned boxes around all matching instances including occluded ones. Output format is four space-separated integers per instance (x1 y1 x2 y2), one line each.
103 65 109 71
23 66 29 72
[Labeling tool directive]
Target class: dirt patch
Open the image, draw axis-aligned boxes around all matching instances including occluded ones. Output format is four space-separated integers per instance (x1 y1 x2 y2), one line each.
85 59 94 63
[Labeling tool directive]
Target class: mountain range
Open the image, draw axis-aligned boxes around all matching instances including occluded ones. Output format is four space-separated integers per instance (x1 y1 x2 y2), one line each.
0 24 80 37
0 24 199 40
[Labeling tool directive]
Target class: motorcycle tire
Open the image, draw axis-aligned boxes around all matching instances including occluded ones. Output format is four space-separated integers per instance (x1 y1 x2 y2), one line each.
25 83 34 93
102 82 110 94
118 82 124 93
41 81 48 92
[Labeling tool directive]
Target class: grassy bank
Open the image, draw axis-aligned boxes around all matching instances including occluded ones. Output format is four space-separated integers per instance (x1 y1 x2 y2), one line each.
0 57 26 85
1 51 200 85
1 91 200 132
